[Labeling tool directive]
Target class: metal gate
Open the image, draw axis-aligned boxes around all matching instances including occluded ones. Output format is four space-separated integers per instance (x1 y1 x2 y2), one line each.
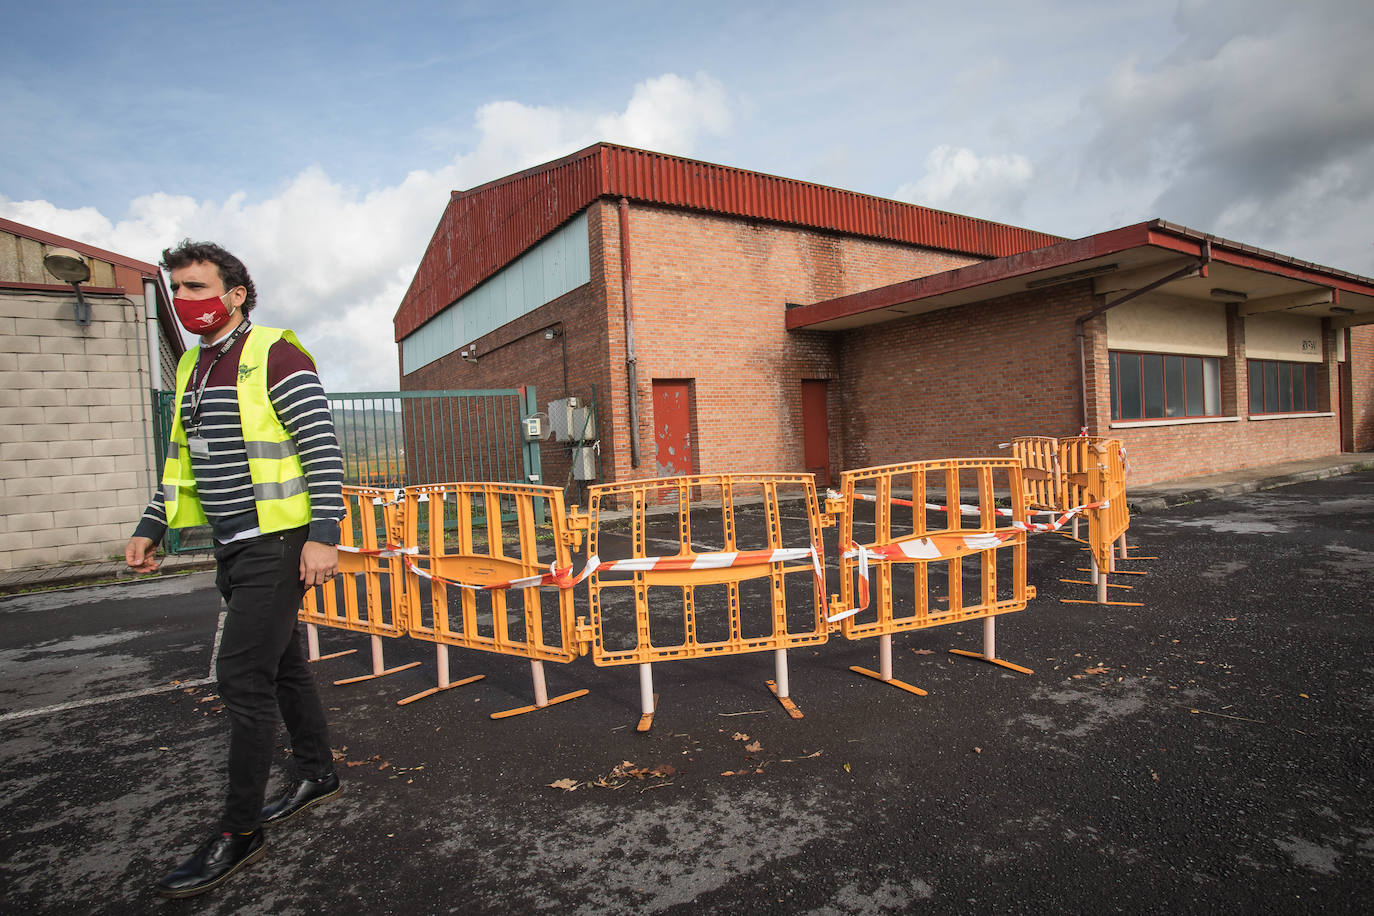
153 387 543 554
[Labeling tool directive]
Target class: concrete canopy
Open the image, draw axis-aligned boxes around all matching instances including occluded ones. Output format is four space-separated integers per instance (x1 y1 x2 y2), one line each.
786 219 1374 332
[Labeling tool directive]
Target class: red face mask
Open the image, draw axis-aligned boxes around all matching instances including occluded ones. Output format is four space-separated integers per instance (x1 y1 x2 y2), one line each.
173 291 238 335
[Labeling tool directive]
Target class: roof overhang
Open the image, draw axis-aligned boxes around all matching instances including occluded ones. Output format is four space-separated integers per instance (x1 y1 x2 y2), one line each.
0 216 184 356
786 219 1374 332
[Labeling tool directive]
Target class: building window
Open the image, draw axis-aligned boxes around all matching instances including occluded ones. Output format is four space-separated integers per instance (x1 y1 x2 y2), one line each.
1109 351 1221 421
1248 360 1319 414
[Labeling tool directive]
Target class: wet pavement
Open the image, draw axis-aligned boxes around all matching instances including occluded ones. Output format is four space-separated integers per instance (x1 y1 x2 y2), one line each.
1 471 1372 914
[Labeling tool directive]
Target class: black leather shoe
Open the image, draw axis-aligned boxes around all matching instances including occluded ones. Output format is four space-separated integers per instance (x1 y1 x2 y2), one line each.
154 829 265 898
261 772 341 825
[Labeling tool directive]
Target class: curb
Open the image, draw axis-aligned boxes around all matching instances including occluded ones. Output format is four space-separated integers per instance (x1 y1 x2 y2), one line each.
1128 460 1374 513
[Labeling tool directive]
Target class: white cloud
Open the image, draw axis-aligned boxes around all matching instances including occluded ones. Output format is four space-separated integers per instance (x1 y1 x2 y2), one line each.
895 145 1034 222
1078 0 1374 271
0 72 734 392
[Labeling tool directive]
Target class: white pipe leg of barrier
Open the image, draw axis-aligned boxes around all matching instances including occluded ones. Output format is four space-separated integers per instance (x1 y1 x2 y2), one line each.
370 635 384 675
850 632 927 697
1118 533 1128 559
983 617 996 660
639 663 654 716
397 642 483 706
635 662 657 732
1097 566 1109 604
531 659 549 708
307 623 320 661
437 644 450 689
1089 554 1100 585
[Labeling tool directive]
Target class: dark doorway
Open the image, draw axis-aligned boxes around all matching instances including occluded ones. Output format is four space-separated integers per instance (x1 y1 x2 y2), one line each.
801 379 831 487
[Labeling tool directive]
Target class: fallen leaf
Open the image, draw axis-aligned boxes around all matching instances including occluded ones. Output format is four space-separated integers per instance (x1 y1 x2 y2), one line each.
733 733 749 741
911 649 935 655
157 746 169 751
1084 666 1110 674
379 762 391 771
843 763 851 773
1151 770 1160 782
548 778 580 791
346 760 370 768
649 764 677 778
745 741 762 753
1299 693 1309 699
973 747 982 754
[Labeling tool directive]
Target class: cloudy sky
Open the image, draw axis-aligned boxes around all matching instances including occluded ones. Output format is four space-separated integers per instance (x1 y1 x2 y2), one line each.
3 0 1371 391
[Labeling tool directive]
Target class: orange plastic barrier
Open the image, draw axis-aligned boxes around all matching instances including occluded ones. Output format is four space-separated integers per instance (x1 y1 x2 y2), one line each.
1058 437 1138 605
831 458 1037 694
300 486 420 685
1008 436 1062 512
400 482 587 715
574 473 829 731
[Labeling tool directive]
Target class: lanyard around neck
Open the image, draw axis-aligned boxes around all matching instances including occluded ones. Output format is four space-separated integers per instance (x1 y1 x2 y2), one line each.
186 321 252 430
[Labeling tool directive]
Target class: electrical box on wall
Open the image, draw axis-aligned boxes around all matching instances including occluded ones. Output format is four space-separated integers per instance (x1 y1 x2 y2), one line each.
549 397 596 441
572 445 597 480
522 416 544 441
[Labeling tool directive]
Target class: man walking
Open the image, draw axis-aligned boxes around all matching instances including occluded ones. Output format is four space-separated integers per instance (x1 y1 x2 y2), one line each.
126 240 347 898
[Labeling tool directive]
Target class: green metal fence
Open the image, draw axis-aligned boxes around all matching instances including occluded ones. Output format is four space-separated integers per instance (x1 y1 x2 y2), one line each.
152 387 543 554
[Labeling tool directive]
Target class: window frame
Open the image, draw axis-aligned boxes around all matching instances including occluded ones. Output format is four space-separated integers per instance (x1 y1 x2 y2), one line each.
1109 350 1223 422
1247 359 1320 415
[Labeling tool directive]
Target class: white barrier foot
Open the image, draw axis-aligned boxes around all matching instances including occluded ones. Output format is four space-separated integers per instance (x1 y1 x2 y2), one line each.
304 622 356 663
398 644 485 706
766 648 804 719
851 634 928 696
334 634 422 686
491 659 589 720
948 617 1034 675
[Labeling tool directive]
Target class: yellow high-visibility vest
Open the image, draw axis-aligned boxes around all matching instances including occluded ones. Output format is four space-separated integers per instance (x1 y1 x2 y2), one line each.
161 325 314 532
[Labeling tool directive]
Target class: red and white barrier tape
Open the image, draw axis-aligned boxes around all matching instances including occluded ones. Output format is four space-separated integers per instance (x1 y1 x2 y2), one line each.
336 543 418 559
401 545 824 594
828 489 1057 518
827 498 1109 622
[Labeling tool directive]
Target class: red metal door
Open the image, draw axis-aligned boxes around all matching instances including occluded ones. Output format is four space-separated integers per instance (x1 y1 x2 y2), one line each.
801 379 830 487
653 379 693 477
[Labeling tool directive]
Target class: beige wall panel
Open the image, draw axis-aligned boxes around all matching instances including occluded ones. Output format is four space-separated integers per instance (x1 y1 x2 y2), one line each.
1105 294 1227 356
1245 312 1322 362
0 231 20 280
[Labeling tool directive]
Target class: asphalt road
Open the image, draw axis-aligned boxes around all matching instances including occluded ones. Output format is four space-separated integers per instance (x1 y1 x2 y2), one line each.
1 472 1371 914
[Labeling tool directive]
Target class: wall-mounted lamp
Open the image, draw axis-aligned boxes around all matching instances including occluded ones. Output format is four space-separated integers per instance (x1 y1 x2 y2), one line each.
543 326 563 340
460 347 478 363
43 247 93 326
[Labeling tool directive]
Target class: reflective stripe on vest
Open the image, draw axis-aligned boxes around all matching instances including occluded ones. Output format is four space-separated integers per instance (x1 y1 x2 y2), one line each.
161 325 315 533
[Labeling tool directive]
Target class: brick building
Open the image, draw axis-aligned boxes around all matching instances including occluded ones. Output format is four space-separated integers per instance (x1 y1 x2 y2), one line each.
395 144 1374 491
1 218 182 571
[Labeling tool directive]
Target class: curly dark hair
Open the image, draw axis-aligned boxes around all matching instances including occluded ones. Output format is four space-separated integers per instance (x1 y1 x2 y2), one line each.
160 239 258 314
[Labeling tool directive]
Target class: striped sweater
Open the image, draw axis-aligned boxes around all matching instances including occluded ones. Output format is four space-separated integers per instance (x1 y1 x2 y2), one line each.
135 323 346 546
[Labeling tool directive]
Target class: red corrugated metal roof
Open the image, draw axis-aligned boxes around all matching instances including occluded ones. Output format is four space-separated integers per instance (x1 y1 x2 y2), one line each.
394 144 1065 340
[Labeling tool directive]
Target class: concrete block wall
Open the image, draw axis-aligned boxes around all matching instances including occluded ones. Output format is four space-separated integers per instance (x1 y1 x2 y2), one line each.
1 292 160 570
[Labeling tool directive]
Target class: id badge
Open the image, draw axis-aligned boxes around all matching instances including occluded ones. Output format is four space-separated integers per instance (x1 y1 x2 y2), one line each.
187 435 211 458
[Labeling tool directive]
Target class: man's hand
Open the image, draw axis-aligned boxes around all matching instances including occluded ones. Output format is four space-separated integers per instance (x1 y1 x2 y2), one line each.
125 536 160 573
300 541 338 587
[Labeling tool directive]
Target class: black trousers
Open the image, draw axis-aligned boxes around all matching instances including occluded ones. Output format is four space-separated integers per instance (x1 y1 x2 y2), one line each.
213 526 333 832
